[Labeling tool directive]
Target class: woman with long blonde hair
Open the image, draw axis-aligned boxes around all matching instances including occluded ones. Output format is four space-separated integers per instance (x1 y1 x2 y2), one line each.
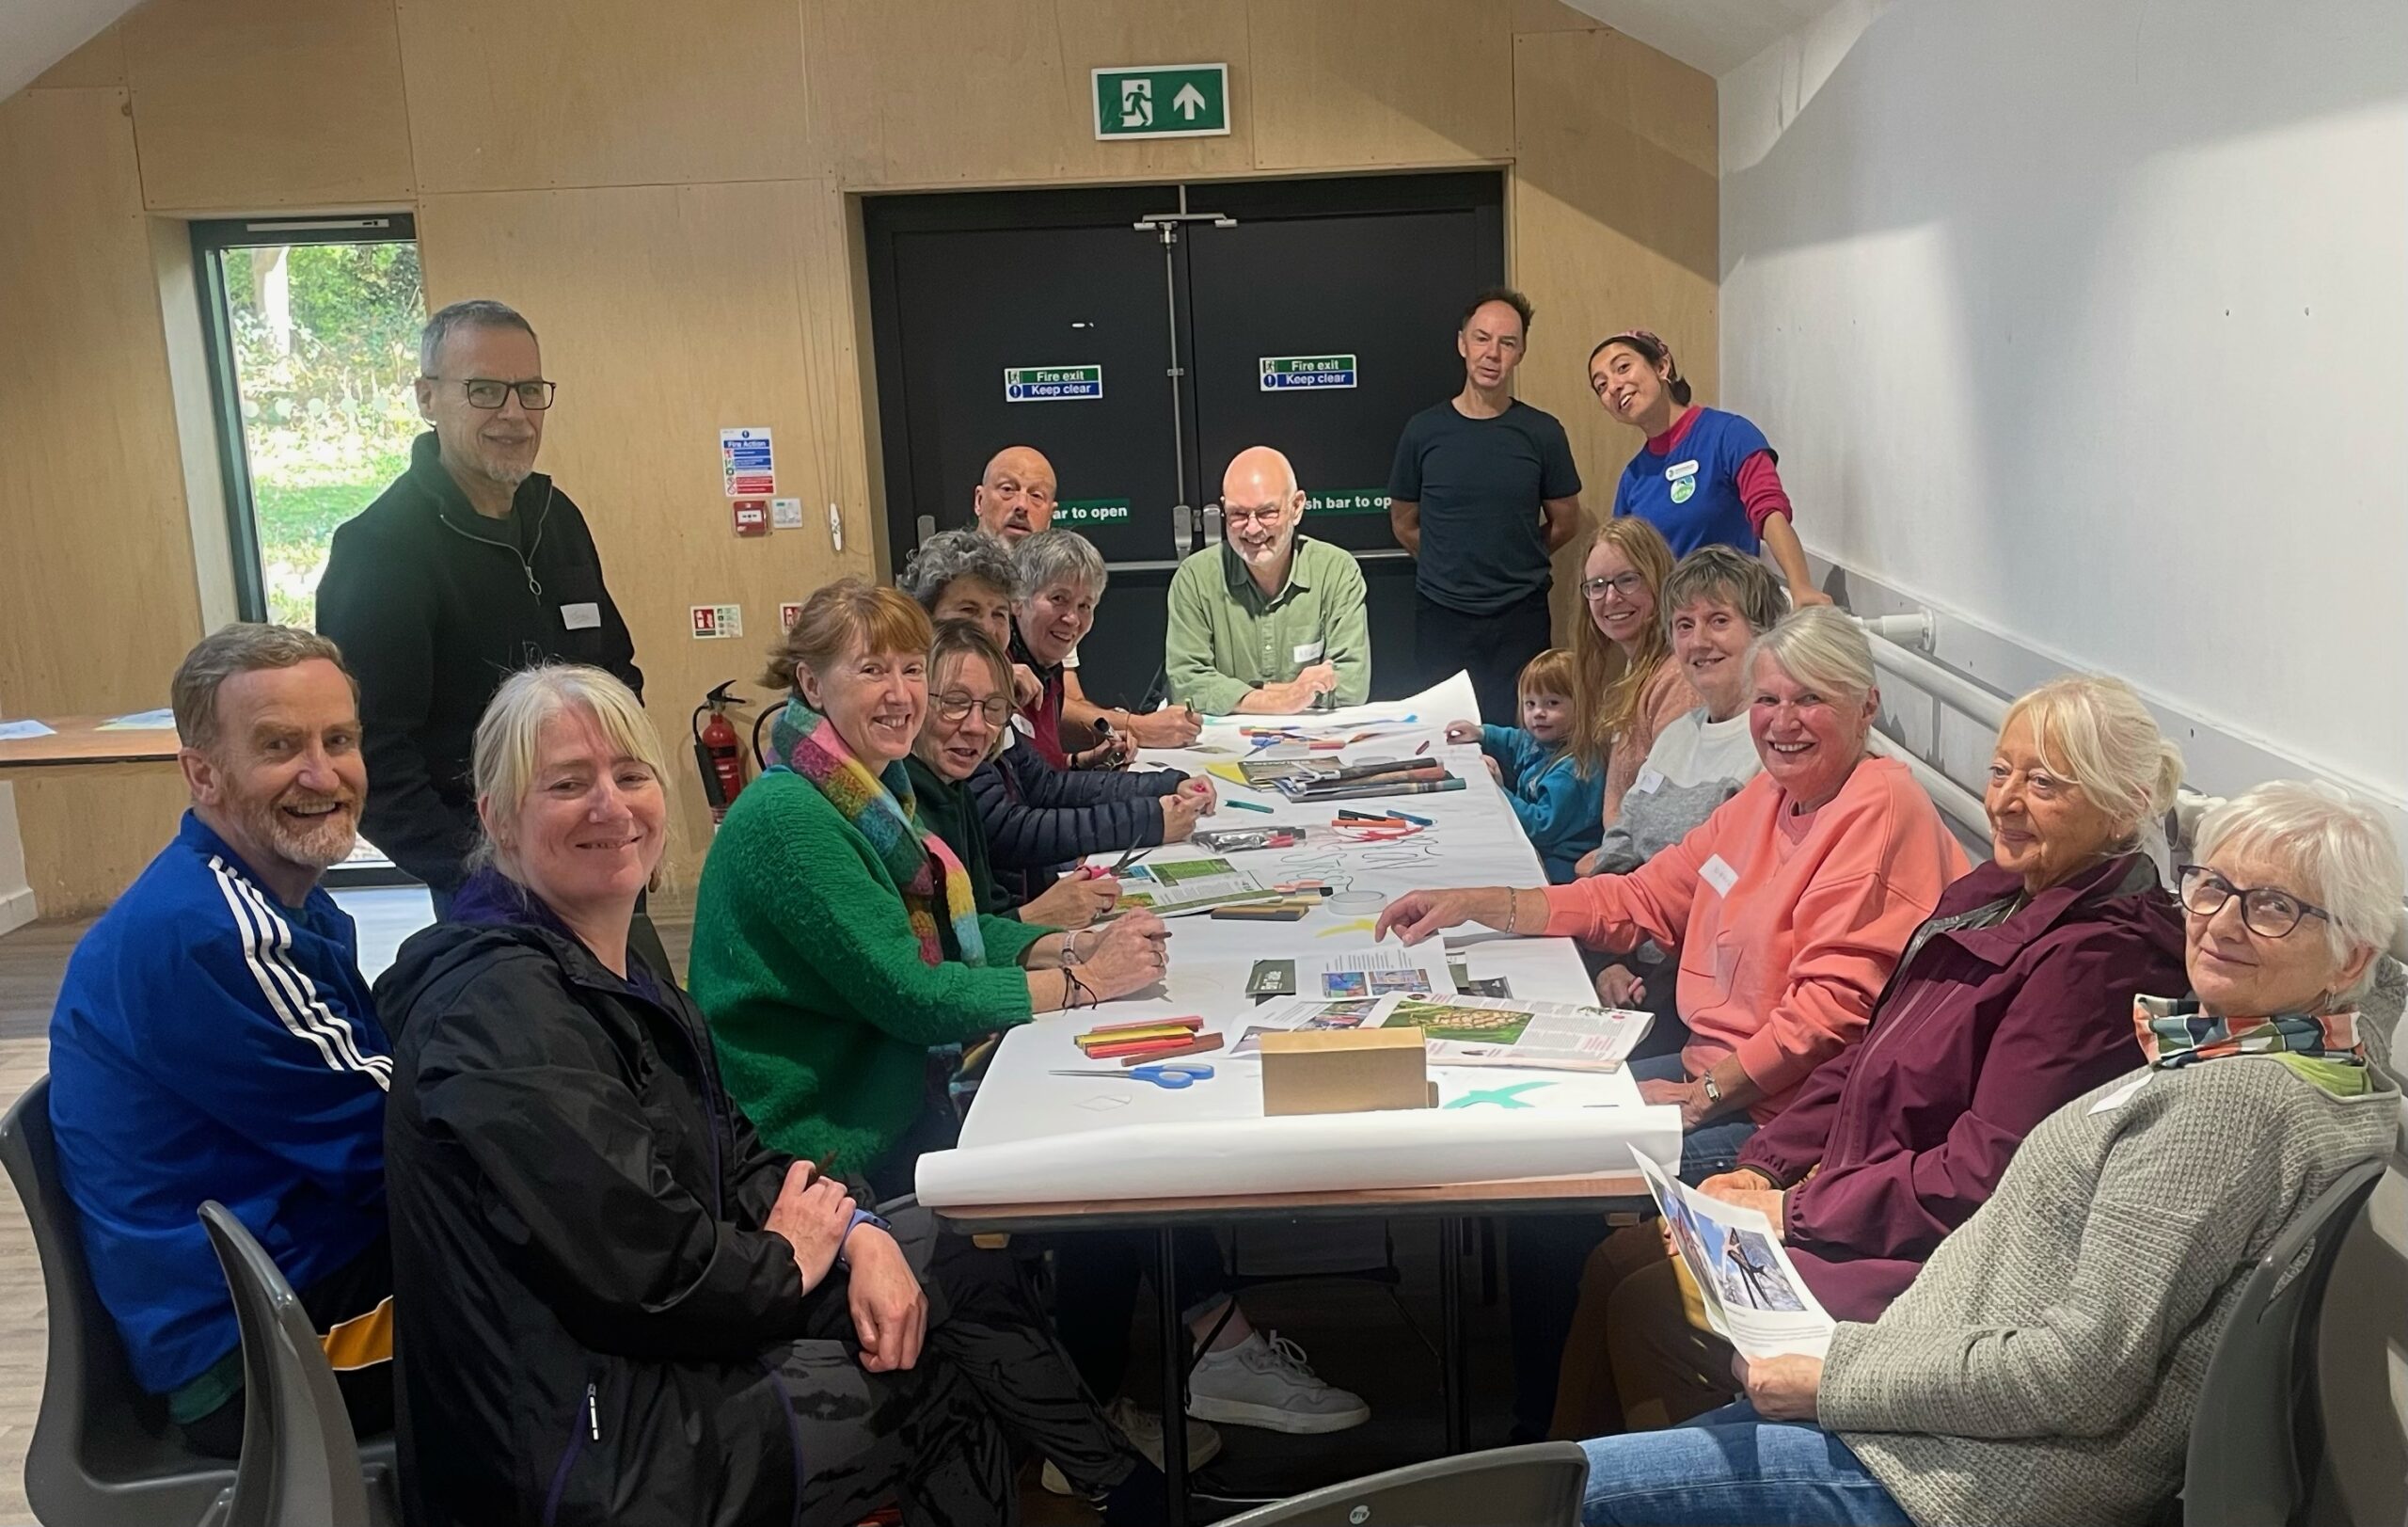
1569 517 1696 847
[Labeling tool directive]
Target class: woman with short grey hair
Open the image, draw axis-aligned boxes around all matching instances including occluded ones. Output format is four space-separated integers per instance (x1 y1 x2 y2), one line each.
976 529 1214 904
1569 777 2404 1527
899 529 1019 602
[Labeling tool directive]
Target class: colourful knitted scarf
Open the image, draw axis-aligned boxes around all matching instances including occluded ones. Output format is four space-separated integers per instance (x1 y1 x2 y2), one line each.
770 697 983 968
2131 994 2363 1070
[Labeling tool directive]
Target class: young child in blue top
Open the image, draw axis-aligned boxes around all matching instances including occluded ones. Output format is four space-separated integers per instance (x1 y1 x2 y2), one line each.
1445 647 1605 883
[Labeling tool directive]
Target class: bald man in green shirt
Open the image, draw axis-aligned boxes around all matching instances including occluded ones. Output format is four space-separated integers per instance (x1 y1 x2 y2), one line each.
1165 446 1371 714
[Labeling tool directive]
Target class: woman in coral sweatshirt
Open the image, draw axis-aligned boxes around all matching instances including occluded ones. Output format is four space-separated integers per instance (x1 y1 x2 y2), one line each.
1379 606 1968 1440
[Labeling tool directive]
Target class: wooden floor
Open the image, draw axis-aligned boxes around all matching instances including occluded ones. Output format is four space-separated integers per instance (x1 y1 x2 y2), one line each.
0 892 1513 1524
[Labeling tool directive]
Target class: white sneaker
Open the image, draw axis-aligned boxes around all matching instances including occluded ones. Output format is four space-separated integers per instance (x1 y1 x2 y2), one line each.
1040 1396 1223 1494
1185 1331 1370 1435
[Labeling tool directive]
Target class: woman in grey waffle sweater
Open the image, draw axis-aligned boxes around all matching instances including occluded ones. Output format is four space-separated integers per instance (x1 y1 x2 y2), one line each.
1574 778 2405 1527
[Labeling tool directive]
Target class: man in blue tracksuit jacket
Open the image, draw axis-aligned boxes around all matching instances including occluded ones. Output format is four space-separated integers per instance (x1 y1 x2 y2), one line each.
48 624 394 1455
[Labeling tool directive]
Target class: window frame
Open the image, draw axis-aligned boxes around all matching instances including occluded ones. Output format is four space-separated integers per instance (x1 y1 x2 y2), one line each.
188 213 420 624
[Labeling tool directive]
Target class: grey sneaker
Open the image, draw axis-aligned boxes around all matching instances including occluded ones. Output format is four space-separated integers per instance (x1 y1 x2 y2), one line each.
1185 1331 1370 1434
1040 1396 1223 1494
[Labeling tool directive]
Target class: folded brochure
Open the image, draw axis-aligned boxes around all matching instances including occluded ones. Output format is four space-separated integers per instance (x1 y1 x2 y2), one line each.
1631 1149 1835 1360
1371 994 1651 1067
1113 857 1285 916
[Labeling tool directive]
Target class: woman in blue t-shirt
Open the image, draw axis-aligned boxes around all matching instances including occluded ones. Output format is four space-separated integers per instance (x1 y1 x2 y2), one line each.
1589 329 1830 610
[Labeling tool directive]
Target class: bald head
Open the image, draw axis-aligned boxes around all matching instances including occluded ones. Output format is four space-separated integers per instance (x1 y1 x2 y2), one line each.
973 446 1057 542
1220 446 1307 579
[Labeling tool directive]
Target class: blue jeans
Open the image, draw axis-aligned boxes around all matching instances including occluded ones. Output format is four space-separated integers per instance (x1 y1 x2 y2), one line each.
1579 1402 1911 1525
1627 1055 1757 1184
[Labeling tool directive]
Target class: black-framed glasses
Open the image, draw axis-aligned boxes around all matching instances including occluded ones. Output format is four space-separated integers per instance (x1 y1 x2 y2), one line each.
433 376 557 410
2177 864 2332 939
933 692 1012 726
1580 571 1646 601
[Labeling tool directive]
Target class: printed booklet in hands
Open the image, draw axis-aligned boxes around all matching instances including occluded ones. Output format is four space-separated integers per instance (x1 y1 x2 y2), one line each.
1632 1149 1836 1360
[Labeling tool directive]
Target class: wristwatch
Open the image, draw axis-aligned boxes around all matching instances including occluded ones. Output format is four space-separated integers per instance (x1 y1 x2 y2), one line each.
1699 1071 1723 1106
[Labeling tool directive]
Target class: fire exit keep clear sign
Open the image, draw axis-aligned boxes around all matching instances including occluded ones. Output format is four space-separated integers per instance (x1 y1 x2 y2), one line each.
1004 365 1103 402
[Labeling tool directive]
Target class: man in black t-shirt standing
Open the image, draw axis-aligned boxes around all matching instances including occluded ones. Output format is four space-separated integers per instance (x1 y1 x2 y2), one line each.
1386 288 1585 723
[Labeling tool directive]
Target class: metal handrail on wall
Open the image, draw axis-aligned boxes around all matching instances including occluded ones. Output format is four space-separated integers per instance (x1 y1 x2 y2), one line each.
1852 613 2408 964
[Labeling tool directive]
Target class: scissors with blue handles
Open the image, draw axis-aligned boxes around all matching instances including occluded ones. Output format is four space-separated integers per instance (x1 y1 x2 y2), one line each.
1049 1062 1217 1090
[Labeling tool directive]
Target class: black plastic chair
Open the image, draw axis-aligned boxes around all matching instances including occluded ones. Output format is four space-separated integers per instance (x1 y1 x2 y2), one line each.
0 1075 238 1526
198 1201 394 1527
2177 1156 2387 1527
1213 1440 1589 1525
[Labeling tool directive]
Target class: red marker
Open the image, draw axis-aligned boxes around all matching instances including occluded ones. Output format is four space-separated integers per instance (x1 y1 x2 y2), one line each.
1415 740 1432 756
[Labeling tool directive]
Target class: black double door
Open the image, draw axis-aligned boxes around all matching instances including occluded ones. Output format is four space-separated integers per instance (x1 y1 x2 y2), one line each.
866 172 1503 708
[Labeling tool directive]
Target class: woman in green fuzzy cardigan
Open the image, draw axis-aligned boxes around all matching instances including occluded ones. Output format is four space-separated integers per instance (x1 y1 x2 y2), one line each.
691 581 1171 1198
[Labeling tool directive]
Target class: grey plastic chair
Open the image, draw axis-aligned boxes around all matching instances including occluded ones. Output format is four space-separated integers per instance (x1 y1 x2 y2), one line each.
2177 1156 2386 1527
198 1201 397 1527
1214 1440 1589 1526
0 1076 238 1526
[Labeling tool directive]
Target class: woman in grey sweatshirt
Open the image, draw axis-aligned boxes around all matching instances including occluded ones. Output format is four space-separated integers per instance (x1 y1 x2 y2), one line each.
1574 780 2404 1527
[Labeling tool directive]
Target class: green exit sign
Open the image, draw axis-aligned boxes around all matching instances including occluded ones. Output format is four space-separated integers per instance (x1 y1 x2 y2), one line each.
1093 64 1230 140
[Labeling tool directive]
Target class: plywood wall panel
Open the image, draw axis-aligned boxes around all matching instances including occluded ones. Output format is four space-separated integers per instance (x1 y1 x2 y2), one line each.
0 88 206 914
397 0 811 193
27 23 125 89
1247 0 1513 170
805 0 1254 188
1508 27 1718 640
1513 0 1611 33
122 0 414 210
416 178 876 861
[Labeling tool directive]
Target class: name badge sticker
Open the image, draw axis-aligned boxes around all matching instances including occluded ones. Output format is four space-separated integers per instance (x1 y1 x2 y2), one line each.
1631 766 1665 796
1698 853 1739 897
1665 460 1700 482
561 602 602 630
1292 639 1325 664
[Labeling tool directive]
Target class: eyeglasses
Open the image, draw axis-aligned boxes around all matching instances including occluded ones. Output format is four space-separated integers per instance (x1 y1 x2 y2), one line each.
933 692 1012 726
2177 865 2332 939
431 376 558 411
1224 505 1287 529
1579 571 1646 601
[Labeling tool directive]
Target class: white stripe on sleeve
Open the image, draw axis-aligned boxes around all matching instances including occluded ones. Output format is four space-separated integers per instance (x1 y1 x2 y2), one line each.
209 858 391 1090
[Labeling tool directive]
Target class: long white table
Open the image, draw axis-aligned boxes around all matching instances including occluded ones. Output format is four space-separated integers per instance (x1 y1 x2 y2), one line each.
918 674 1680 1208
919 677 1673 1519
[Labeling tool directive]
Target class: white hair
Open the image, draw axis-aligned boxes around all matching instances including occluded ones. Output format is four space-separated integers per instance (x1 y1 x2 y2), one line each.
1748 605 1875 701
2194 780 2404 1002
1999 674 2184 839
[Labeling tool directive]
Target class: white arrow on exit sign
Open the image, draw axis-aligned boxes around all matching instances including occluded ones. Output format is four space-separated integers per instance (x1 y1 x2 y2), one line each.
1172 82 1207 120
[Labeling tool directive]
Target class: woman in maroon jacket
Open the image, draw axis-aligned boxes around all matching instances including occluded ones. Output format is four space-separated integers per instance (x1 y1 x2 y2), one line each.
1553 674 2189 1436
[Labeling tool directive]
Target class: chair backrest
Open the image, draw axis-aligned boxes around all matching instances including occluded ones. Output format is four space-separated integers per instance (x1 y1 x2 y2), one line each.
198 1201 375 1527
0 1075 237 1524
2180 1156 2386 1527
1214 1441 1589 1527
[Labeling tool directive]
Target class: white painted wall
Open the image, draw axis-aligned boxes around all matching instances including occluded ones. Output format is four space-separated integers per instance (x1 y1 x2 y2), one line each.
1719 5 2408 1521
1721 0 2408 820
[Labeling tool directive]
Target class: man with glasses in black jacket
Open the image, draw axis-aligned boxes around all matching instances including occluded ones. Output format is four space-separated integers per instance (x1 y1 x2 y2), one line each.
320 300 647 932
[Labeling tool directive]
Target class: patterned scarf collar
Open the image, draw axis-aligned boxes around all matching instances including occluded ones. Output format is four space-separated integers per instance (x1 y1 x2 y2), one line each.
769 696 983 968
2131 994 2364 1070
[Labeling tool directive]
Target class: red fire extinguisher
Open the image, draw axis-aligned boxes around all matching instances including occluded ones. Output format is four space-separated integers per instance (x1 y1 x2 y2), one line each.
692 681 749 822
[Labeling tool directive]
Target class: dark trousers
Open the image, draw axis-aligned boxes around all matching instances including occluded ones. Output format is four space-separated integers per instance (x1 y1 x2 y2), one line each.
768 1206 1136 1526
1049 1227 1232 1400
1416 587 1555 724
183 1233 394 1458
